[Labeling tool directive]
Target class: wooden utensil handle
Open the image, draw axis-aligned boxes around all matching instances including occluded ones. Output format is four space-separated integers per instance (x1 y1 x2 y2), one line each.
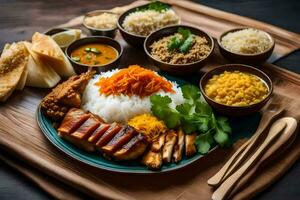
208 106 284 187
212 121 286 200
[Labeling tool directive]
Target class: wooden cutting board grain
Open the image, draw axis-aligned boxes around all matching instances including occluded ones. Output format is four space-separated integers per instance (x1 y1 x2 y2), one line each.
0 0 299 200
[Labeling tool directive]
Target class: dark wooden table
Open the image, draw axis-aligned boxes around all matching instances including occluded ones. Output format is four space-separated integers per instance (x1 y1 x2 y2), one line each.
0 0 299 199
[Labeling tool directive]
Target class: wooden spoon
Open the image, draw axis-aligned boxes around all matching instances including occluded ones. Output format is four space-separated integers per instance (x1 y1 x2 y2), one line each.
207 104 284 187
227 117 297 199
212 118 287 200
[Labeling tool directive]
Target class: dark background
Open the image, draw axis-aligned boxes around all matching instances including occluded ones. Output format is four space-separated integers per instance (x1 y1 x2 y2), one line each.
0 0 299 199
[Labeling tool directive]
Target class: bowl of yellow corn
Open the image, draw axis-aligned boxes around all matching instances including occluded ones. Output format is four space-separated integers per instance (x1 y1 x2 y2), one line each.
200 64 273 116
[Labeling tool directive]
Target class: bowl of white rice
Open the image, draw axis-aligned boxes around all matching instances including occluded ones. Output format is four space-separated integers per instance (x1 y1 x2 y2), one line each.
83 10 119 38
218 27 275 65
117 1 180 48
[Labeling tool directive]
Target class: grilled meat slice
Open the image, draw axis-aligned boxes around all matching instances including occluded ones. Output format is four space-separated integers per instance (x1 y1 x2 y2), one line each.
142 150 162 170
151 133 166 152
101 125 136 154
61 133 96 152
57 109 100 152
57 108 89 136
185 133 197 157
162 130 177 163
173 129 185 163
113 134 148 161
41 70 95 121
95 123 122 148
88 124 110 143
71 115 100 140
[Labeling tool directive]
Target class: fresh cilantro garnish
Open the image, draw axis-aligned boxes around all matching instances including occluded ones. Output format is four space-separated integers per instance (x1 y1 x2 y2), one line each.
167 28 194 54
150 84 231 154
137 1 170 12
150 95 180 128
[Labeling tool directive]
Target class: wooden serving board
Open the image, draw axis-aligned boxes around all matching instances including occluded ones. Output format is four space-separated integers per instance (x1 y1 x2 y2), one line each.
0 1 299 200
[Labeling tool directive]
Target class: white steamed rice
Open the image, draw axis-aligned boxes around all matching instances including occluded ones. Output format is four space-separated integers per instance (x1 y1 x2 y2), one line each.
81 69 184 123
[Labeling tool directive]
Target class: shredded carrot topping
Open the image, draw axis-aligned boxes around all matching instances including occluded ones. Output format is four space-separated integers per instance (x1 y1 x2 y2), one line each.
95 65 175 97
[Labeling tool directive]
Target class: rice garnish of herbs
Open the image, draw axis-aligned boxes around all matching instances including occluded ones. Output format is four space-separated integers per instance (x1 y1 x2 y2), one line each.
81 69 184 123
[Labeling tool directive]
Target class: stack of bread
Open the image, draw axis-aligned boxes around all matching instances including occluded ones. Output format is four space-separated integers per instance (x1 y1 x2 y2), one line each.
0 32 75 102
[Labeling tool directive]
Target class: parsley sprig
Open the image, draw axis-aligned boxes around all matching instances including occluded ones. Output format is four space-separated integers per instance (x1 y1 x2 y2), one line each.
137 1 170 12
167 28 194 54
150 85 231 154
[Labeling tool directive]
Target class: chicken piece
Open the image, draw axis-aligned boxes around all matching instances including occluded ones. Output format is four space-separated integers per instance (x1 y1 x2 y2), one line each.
0 42 29 102
57 108 90 136
41 70 95 121
173 129 185 163
113 134 148 161
151 133 166 152
142 150 162 170
101 125 136 154
88 124 110 143
162 130 177 163
185 133 197 157
95 123 122 148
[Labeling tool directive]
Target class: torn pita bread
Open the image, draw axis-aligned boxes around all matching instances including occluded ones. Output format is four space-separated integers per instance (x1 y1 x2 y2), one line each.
24 42 61 88
31 32 75 78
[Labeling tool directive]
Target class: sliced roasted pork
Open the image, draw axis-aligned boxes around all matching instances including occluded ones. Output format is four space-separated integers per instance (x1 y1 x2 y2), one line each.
57 108 89 135
102 125 136 154
113 134 148 160
57 108 148 160
95 123 122 148
88 124 110 143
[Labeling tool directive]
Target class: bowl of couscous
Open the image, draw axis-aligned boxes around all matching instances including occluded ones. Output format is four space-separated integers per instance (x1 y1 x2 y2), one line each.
200 64 273 116
218 28 275 65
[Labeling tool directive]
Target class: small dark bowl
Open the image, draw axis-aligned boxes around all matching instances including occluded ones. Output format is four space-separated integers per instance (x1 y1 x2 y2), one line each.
144 25 214 76
117 2 179 48
83 10 118 38
200 64 273 116
218 28 275 65
44 27 69 36
65 36 123 74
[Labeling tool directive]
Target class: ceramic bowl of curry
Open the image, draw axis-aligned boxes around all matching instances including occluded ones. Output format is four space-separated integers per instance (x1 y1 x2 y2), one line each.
65 36 123 74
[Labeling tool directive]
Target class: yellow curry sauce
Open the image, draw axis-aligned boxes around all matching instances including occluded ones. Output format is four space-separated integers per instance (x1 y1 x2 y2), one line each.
71 44 118 66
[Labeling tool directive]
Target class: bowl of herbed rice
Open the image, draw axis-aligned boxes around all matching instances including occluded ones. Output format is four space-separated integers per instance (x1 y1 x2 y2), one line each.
117 1 180 48
218 27 275 64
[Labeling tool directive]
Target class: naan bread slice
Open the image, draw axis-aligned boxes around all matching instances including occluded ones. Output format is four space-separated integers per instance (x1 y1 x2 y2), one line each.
31 32 75 78
1 43 28 90
0 42 29 102
24 42 61 88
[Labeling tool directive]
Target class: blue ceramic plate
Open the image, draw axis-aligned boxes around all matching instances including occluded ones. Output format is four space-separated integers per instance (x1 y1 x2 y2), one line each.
36 73 258 173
